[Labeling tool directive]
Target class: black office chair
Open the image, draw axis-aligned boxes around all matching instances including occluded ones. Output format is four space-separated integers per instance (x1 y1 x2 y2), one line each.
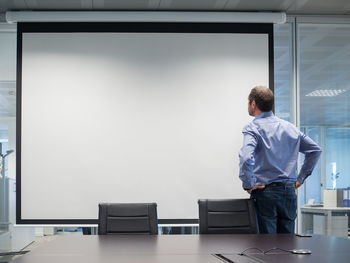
198 199 258 234
98 203 158 235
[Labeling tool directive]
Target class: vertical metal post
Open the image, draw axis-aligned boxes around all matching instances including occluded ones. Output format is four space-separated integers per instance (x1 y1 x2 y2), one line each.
0 142 5 225
291 16 302 234
319 127 326 202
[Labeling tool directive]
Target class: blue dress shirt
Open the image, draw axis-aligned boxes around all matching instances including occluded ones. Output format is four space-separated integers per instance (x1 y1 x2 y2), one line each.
239 111 322 190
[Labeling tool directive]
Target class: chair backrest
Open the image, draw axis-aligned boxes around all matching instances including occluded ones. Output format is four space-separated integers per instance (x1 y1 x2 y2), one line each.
198 199 258 234
98 203 158 235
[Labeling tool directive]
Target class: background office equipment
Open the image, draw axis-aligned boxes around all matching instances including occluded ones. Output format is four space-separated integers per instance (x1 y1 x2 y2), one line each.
324 189 345 207
198 199 258 234
343 189 350 207
301 206 350 238
17 22 272 224
98 203 158 235
0 143 14 233
0 139 35 253
301 189 350 238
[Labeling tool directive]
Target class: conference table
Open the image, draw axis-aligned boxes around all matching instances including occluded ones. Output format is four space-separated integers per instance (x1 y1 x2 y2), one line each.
8 234 350 263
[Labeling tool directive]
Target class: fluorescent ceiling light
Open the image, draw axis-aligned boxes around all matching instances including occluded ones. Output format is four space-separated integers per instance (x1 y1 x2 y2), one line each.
5 11 286 24
305 89 347 97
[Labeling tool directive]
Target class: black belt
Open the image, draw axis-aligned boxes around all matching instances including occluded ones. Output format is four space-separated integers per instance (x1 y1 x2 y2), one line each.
265 182 295 188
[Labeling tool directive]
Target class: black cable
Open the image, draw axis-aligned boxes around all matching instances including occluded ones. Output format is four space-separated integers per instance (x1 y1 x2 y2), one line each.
263 247 292 254
238 247 265 255
238 247 293 255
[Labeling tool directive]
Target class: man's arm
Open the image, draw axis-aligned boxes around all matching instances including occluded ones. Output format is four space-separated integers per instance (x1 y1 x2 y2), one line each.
297 133 322 184
239 131 257 190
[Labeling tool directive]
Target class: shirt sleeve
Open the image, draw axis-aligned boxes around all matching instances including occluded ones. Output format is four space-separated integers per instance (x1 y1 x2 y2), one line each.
239 128 257 190
297 132 322 183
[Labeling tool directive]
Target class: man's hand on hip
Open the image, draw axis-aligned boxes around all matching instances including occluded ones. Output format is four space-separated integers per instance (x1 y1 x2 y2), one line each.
295 181 302 189
247 184 265 194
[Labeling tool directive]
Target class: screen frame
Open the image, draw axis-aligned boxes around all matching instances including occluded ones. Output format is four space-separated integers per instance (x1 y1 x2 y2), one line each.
16 22 274 225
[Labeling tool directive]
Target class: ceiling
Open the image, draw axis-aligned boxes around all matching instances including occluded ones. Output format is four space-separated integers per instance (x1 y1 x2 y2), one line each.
0 0 350 15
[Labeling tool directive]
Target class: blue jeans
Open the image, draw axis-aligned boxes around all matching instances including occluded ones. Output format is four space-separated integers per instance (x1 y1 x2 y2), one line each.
251 185 297 234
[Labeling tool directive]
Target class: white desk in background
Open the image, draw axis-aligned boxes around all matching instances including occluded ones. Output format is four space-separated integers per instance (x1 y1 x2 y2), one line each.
301 206 350 237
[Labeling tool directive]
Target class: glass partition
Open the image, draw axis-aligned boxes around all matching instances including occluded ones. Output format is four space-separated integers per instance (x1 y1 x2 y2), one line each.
298 23 350 237
298 23 350 202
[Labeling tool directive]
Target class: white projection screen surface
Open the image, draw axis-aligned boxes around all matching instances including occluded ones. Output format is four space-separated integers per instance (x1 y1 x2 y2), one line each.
17 23 273 224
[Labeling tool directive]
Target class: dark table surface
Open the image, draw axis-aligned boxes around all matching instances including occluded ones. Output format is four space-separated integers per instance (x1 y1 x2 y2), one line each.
7 234 350 263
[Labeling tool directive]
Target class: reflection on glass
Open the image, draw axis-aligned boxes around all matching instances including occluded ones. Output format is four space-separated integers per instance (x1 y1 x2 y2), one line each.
274 23 293 122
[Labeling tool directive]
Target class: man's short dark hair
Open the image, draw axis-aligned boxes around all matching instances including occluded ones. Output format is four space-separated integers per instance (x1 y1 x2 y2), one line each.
249 86 274 112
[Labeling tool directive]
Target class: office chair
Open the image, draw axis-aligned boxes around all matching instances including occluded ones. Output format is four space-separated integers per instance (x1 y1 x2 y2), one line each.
98 203 158 235
198 199 258 234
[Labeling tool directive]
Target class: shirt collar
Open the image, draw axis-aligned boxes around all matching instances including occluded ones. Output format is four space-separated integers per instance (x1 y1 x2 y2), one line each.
254 111 274 120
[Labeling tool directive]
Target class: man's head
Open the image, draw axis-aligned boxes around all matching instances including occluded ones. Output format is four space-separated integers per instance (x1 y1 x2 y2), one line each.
248 86 274 117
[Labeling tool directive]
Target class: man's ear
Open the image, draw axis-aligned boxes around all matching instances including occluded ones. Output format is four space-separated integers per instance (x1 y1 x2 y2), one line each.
251 100 256 108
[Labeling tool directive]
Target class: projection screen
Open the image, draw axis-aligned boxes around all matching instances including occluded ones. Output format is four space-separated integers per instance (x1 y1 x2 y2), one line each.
17 23 273 224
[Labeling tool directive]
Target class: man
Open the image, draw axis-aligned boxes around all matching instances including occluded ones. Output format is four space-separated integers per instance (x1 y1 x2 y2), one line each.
239 86 322 234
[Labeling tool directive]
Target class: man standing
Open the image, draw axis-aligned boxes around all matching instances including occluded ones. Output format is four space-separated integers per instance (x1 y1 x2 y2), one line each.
239 86 322 234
